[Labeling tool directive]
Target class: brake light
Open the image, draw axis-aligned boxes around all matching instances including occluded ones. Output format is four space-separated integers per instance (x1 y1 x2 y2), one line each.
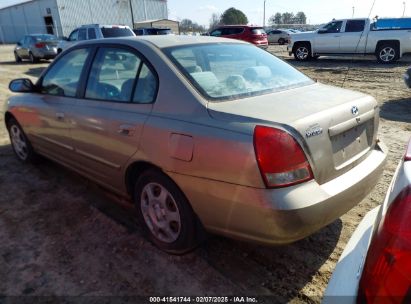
405 138 411 161
358 186 411 303
253 126 313 188
34 43 45 48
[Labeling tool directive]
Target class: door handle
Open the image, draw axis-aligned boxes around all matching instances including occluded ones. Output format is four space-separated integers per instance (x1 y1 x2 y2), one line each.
117 124 136 136
334 35 341 37
56 112 65 120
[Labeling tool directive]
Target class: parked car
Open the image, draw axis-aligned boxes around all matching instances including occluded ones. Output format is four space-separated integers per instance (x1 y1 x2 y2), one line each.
266 29 291 45
209 25 268 48
5 36 387 254
404 67 411 88
288 17 411 63
324 138 411 303
133 27 172 36
57 24 135 53
14 34 59 63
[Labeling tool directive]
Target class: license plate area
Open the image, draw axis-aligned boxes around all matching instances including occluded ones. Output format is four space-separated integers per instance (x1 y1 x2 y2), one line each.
331 119 374 168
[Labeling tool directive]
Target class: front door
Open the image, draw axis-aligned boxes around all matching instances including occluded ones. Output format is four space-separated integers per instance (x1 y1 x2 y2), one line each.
314 20 343 53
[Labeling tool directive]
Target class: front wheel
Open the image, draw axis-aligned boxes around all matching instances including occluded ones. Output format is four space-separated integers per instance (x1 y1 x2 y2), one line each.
376 44 399 64
134 169 202 254
293 43 312 61
7 118 38 163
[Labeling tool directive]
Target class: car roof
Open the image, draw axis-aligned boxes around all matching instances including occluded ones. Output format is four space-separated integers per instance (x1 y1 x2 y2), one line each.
215 25 263 28
76 35 248 49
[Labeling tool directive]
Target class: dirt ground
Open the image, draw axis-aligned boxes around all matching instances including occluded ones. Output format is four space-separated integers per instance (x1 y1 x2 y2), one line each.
0 44 410 303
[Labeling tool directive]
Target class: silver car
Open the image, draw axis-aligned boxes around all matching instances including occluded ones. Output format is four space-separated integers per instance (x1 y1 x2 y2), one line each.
267 29 291 45
5 36 387 254
14 34 59 63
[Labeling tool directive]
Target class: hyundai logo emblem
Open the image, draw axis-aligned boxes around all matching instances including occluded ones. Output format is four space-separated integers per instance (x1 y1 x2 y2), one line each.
351 106 359 116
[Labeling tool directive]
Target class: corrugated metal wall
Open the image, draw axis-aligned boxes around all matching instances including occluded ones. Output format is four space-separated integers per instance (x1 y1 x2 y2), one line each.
0 0 168 43
56 0 168 37
0 0 60 43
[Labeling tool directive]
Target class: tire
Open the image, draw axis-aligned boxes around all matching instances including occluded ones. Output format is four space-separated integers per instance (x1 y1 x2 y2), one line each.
312 55 320 60
134 169 201 254
57 48 62 55
14 51 22 63
29 52 38 64
376 43 399 64
278 38 285 45
293 43 312 61
6 118 38 163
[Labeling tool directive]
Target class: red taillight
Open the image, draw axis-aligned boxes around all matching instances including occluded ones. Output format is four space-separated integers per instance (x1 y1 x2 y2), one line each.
358 186 411 303
253 125 313 188
405 138 411 161
34 43 45 48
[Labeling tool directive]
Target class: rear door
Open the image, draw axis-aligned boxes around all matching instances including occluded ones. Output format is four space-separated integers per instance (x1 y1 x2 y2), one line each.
339 19 367 53
69 46 157 189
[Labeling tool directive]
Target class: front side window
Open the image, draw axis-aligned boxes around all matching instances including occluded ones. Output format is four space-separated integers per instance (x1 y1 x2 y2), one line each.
322 21 343 33
41 48 90 97
345 20 365 32
165 44 313 101
85 47 154 102
78 28 87 41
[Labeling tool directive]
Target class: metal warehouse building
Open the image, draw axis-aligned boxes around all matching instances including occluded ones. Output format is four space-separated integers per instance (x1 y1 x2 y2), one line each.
0 0 168 43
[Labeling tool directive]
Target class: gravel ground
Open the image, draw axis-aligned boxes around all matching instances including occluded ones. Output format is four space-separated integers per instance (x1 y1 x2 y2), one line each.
0 44 410 303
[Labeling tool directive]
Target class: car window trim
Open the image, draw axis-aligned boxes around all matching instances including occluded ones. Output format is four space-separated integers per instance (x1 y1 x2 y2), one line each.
37 46 96 99
79 43 159 105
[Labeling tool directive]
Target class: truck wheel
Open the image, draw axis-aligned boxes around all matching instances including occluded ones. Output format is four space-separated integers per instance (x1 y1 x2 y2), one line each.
293 43 312 61
376 43 399 63
134 169 202 254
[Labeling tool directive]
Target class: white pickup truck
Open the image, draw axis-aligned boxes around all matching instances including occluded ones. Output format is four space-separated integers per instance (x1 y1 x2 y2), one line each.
288 18 411 63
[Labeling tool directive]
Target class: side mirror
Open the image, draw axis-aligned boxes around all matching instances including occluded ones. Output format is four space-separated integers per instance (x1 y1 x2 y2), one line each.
16 42 22 46
9 78 35 93
62 36 68 41
318 29 327 34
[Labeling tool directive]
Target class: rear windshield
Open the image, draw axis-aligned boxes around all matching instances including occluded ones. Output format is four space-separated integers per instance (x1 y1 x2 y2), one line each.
251 28 266 35
33 35 58 41
101 27 134 38
165 43 313 101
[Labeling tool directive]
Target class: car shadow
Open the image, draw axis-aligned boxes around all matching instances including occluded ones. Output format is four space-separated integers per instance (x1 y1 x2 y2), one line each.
0 142 341 301
380 97 411 123
25 67 47 78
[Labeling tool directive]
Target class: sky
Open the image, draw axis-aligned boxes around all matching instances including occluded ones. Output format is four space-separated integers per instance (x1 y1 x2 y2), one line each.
0 0 409 27
167 0 410 27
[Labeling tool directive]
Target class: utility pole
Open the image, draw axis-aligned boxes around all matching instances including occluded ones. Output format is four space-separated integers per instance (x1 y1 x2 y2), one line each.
352 6 355 18
263 0 266 27
129 0 135 28
403 1 406 17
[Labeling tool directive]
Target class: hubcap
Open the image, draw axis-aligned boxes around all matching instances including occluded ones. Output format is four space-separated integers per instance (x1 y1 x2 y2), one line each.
380 47 395 62
140 183 181 243
9 125 28 160
296 47 309 60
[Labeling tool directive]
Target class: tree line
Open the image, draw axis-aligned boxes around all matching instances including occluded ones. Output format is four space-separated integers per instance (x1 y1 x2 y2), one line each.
269 12 307 25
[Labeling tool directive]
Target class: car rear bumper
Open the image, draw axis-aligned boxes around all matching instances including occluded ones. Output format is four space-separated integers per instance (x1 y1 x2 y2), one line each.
169 141 387 245
32 49 58 59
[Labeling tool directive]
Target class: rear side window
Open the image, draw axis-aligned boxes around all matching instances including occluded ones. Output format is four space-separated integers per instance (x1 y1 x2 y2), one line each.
78 28 87 41
41 48 90 97
85 47 157 104
88 28 96 39
345 20 365 32
251 28 266 35
210 29 222 37
223 27 244 35
101 27 134 38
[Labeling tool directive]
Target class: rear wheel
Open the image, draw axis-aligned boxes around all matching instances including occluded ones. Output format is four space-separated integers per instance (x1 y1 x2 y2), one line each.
29 52 39 64
376 43 399 64
278 38 286 45
7 118 37 163
134 169 202 254
14 51 22 63
293 43 312 61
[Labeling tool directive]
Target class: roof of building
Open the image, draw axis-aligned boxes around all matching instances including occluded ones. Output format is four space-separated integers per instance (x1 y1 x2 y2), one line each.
0 0 33 10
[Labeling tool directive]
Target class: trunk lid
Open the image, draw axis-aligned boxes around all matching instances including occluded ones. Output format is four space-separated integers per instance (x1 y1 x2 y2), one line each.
208 83 379 185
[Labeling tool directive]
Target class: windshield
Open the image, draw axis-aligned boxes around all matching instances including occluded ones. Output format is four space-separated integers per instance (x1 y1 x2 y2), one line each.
165 44 313 101
101 27 134 38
